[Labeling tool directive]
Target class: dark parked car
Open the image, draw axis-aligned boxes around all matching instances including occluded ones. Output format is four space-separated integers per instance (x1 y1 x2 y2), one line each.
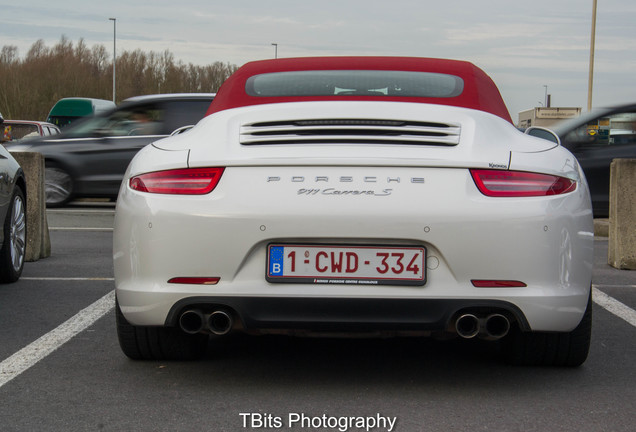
552 103 636 217
0 144 26 283
5 93 215 206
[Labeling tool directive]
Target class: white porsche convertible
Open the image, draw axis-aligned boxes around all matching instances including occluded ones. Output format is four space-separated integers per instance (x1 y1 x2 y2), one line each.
114 57 594 366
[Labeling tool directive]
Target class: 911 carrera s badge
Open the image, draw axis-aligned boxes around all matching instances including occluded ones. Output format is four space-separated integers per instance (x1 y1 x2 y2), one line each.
297 188 392 196
267 175 424 197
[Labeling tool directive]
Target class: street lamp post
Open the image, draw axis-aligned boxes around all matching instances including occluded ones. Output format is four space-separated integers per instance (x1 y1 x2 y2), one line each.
271 43 278 59
109 18 117 103
587 0 597 111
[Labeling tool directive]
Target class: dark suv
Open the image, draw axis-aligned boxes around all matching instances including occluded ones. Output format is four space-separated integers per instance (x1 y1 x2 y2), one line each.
5 93 215 206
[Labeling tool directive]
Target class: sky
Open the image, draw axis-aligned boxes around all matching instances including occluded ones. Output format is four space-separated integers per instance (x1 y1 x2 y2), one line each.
2 0 635 122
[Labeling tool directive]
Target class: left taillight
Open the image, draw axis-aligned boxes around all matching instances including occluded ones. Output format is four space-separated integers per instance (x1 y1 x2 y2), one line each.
470 169 576 197
129 167 225 195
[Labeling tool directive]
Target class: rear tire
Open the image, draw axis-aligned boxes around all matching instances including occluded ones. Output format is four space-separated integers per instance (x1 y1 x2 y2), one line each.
116 298 208 360
0 186 26 283
501 289 592 367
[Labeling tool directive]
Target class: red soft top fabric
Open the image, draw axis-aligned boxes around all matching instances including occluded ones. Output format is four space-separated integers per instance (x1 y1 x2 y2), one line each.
206 57 512 123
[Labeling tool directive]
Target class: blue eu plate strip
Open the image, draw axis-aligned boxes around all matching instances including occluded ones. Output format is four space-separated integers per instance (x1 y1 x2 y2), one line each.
269 246 285 276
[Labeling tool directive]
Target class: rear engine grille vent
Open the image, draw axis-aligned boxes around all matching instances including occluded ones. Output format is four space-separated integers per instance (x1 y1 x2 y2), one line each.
240 119 461 146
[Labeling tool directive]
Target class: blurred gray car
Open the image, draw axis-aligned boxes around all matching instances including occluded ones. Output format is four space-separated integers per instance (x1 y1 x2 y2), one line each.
5 93 215 206
552 102 636 217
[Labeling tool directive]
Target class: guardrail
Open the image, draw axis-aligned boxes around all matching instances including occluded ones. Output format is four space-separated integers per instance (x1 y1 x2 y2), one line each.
9 152 51 261
608 159 636 270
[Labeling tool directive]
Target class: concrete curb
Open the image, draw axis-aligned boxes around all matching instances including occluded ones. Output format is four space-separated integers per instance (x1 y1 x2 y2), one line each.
9 152 51 261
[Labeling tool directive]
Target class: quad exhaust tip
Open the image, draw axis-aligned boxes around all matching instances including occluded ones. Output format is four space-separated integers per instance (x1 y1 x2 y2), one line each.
207 310 233 335
179 309 205 334
455 313 510 340
178 309 234 335
484 313 510 340
455 314 480 339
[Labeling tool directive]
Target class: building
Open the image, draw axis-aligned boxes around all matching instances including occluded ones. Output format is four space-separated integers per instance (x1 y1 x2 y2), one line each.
518 107 582 129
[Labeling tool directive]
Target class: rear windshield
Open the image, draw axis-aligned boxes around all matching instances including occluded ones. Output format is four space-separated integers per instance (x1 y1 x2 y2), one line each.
2 123 39 142
245 70 464 98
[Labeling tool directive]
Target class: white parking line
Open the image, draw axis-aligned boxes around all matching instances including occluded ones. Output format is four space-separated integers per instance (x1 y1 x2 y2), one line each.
593 286 636 328
0 290 115 389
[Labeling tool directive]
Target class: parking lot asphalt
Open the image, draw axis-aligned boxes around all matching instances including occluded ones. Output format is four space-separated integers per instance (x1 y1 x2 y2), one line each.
0 204 635 432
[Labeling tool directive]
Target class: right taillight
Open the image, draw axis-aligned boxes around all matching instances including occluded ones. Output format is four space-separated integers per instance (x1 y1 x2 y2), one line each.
470 169 576 197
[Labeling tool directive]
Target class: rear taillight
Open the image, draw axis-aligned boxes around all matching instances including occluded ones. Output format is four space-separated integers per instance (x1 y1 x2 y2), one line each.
470 169 576 197
129 167 224 195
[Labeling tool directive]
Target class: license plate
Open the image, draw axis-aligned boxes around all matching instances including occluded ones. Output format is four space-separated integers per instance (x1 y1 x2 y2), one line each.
267 244 426 286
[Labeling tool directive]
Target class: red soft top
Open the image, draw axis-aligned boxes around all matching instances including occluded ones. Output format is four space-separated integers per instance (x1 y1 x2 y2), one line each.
206 57 512 123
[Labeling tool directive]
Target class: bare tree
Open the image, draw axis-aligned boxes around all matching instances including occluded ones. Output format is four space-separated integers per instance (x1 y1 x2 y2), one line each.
0 36 237 120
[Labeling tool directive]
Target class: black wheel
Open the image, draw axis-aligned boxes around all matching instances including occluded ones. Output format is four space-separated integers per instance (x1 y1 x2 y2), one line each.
501 289 592 367
0 186 26 283
45 163 74 207
116 297 208 360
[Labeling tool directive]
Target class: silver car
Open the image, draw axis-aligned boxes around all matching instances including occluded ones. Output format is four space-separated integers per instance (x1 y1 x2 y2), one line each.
0 143 26 283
